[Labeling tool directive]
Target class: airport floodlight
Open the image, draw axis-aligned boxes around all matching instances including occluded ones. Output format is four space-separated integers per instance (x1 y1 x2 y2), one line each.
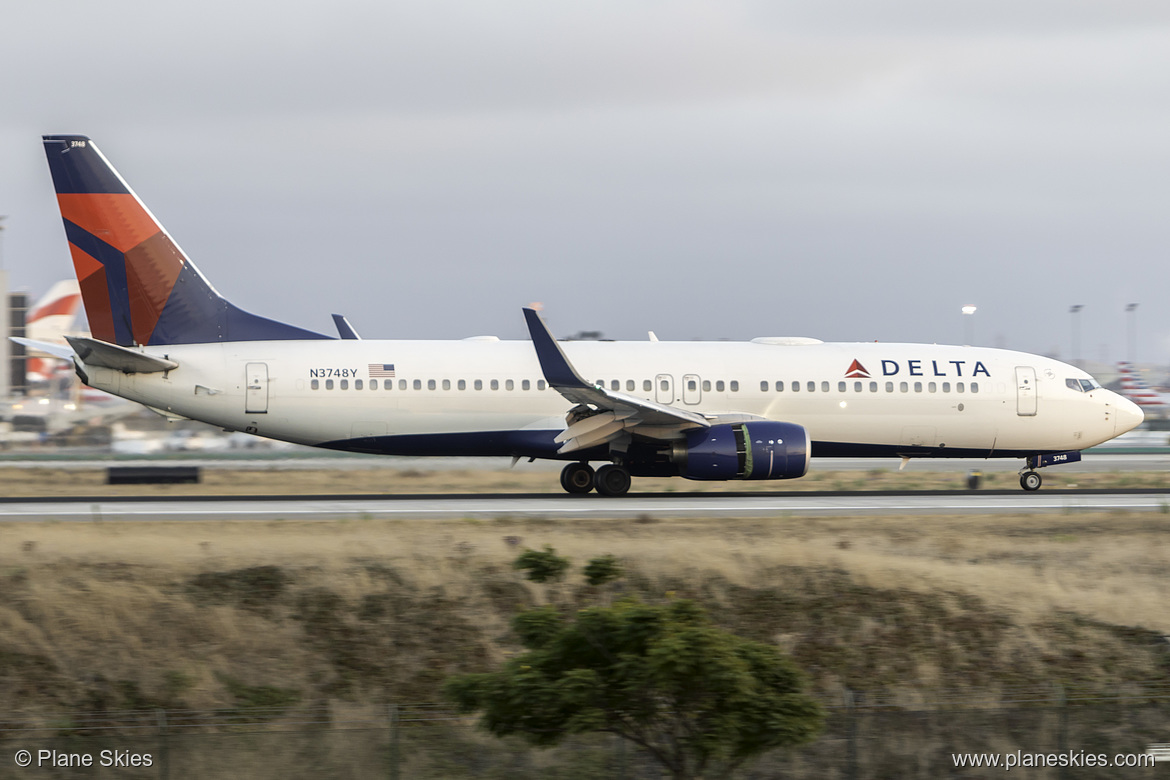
961 305 977 315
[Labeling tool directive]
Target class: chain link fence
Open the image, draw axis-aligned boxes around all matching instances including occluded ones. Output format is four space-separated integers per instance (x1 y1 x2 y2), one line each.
1 685 1167 778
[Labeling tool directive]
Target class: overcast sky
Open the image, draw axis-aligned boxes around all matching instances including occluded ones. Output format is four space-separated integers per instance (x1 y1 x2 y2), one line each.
3 1 1170 366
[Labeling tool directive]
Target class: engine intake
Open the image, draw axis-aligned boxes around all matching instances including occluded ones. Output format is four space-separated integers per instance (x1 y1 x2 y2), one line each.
676 421 809 481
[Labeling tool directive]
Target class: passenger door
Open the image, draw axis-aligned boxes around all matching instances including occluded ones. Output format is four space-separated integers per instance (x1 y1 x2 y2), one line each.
1015 366 1037 417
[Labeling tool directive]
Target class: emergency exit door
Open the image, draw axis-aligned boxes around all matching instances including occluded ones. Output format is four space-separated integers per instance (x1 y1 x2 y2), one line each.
246 362 269 414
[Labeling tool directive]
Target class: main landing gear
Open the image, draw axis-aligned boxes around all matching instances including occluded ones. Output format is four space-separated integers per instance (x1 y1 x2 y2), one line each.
559 462 631 496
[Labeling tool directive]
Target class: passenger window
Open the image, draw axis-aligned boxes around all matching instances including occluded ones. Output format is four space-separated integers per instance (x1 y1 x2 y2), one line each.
716 380 725 392
413 379 422 390
760 381 768 392
427 379 435 390
661 380 669 391
522 379 530 390
611 380 620 391
355 379 363 390
474 379 483 390
900 382 908 393
340 379 349 390
928 382 936 392
792 381 800 392
839 381 848 392
326 379 334 390
913 382 921 392
458 379 466 390
821 381 829 392
627 380 635 391
776 381 784 392
491 379 499 390
311 379 319 390
870 382 877 392
957 382 965 393
942 382 950 392
730 381 739 392
853 381 861 392
398 379 406 390
703 380 711 392
807 381 815 392
644 380 652 392
506 379 514 391
537 380 546 390
971 382 979 393
443 379 451 390
885 382 893 392
692 380 700 391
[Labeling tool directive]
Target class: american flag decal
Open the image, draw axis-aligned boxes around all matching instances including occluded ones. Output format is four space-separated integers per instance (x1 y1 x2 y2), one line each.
368 363 396 378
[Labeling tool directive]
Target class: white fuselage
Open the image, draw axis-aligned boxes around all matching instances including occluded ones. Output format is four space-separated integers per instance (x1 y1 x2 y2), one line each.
82 338 1142 461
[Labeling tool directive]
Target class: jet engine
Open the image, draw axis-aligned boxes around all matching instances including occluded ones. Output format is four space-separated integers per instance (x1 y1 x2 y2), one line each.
673 422 809 480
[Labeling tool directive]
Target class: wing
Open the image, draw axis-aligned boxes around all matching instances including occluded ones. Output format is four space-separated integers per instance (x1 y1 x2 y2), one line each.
523 308 716 454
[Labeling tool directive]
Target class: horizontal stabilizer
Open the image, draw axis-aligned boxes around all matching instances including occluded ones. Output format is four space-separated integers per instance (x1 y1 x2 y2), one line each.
10 337 76 361
65 336 178 374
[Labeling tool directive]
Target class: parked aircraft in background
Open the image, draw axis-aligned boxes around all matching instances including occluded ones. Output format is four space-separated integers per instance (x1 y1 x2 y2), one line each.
23 135 1144 493
1116 362 1170 416
24 279 81 384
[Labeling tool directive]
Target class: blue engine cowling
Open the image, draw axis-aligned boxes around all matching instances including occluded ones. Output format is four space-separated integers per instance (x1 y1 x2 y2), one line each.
677 422 810 480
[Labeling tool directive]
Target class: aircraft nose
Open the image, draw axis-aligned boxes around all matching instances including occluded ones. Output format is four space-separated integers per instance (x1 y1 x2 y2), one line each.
1114 395 1144 435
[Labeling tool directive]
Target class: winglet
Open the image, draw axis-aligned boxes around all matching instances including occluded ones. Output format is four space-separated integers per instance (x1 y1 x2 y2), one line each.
522 308 592 389
332 314 361 340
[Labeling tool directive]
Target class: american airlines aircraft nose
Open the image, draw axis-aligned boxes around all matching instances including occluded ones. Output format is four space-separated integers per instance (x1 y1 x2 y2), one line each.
1114 395 1145 436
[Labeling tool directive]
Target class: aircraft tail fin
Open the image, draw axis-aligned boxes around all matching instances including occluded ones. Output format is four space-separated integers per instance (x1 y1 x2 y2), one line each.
42 135 330 346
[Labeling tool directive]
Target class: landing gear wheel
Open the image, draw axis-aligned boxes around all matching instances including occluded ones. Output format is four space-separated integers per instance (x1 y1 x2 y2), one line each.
594 464 632 497
1020 471 1042 491
560 462 595 494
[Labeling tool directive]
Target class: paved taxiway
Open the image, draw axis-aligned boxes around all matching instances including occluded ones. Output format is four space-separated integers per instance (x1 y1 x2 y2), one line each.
3 490 1170 521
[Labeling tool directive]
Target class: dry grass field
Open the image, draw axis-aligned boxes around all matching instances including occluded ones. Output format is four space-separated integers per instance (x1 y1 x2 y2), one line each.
1 505 1167 720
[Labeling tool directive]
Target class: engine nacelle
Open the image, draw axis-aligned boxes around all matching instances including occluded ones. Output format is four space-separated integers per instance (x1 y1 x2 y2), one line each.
675 421 810 481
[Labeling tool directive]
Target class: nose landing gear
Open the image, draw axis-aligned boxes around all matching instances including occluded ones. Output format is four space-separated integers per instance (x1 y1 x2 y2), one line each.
1018 451 1082 491
1019 471 1042 491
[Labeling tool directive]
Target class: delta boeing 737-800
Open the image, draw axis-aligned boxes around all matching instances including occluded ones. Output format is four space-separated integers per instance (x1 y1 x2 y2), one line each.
20 135 1143 494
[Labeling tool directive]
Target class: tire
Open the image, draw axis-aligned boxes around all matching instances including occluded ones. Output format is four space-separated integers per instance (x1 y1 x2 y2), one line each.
560 462 595 494
1020 471 1042 491
594 464 632 497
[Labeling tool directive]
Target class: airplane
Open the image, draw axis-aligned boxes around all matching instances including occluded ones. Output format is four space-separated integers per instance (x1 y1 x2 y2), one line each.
21 134 1143 494
1116 361 1169 416
24 279 82 384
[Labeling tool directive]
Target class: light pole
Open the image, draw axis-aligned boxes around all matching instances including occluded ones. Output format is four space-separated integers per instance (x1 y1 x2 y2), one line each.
1069 304 1083 368
962 305 977 345
1126 303 1139 365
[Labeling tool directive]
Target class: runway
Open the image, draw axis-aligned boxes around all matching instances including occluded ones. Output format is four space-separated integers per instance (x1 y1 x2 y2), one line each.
3 489 1170 521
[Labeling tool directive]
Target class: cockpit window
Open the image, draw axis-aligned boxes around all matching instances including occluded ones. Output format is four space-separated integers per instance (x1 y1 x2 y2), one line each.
1066 378 1100 392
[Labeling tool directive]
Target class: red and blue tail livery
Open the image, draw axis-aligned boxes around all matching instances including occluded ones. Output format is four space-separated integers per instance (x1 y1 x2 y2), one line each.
42 135 328 347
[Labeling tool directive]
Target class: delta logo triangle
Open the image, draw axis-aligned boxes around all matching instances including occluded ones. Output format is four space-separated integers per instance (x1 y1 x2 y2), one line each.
844 359 870 378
